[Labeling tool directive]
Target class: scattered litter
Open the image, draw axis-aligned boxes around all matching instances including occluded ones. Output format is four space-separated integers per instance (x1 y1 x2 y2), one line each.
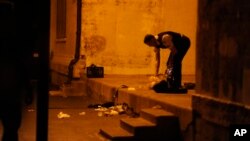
104 110 119 116
90 102 139 117
152 105 162 109
128 87 136 91
97 111 103 117
57 112 70 119
94 106 108 112
115 105 124 113
79 112 86 116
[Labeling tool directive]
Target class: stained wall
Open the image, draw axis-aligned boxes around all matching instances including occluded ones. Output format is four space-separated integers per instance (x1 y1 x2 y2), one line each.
196 0 250 106
81 0 197 75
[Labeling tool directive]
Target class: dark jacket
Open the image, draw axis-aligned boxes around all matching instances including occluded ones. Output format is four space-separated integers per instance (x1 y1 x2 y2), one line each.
156 31 190 51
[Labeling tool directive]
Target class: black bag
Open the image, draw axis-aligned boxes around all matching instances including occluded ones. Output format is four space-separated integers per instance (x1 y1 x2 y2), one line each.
87 64 104 78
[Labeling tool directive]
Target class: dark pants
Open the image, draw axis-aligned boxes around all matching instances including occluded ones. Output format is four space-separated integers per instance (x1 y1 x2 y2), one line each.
166 35 190 88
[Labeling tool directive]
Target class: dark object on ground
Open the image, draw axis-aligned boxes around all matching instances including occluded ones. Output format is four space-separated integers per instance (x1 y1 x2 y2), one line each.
87 101 114 108
101 101 114 108
152 80 187 93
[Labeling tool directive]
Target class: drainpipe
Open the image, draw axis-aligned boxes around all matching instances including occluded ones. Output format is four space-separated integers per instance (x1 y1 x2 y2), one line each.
66 0 82 84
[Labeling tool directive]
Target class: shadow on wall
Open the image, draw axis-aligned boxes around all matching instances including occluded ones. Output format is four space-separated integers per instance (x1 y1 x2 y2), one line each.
84 35 106 56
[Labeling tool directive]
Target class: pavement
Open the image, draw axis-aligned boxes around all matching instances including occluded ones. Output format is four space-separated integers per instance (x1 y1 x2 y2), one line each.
0 95 129 141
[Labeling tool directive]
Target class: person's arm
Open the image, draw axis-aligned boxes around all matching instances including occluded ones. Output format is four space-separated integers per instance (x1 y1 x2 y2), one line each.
154 47 160 76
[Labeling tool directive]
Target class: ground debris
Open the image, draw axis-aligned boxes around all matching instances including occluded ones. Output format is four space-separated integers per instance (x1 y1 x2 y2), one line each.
79 112 86 115
57 111 70 119
90 102 139 117
94 105 124 117
152 105 162 109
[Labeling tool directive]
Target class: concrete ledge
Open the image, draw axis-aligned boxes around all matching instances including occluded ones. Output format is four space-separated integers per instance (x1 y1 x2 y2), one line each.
192 94 250 141
86 75 194 132
192 94 250 126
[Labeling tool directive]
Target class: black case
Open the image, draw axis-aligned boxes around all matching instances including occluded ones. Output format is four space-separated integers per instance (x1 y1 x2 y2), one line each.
87 65 104 78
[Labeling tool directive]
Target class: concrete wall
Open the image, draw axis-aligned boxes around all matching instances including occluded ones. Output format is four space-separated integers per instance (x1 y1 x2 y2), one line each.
81 0 197 75
196 0 250 105
50 0 77 84
194 0 250 140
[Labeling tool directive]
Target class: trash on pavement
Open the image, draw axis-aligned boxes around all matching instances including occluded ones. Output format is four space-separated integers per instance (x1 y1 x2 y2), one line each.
93 103 132 117
152 105 162 109
97 111 103 117
57 112 70 119
94 106 108 112
104 109 119 116
79 112 86 116
127 87 136 91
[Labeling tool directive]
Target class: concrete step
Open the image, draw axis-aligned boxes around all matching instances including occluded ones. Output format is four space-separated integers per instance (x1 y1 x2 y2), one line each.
140 108 182 141
100 108 183 141
140 108 178 125
120 117 156 137
99 127 134 141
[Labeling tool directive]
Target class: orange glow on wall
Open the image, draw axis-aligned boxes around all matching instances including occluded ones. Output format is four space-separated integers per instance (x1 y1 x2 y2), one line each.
81 0 197 75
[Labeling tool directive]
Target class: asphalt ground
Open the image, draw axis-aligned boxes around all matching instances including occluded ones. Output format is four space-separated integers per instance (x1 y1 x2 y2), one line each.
1 95 129 141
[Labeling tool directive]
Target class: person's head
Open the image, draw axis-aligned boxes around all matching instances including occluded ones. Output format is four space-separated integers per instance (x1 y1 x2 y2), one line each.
144 34 158 47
